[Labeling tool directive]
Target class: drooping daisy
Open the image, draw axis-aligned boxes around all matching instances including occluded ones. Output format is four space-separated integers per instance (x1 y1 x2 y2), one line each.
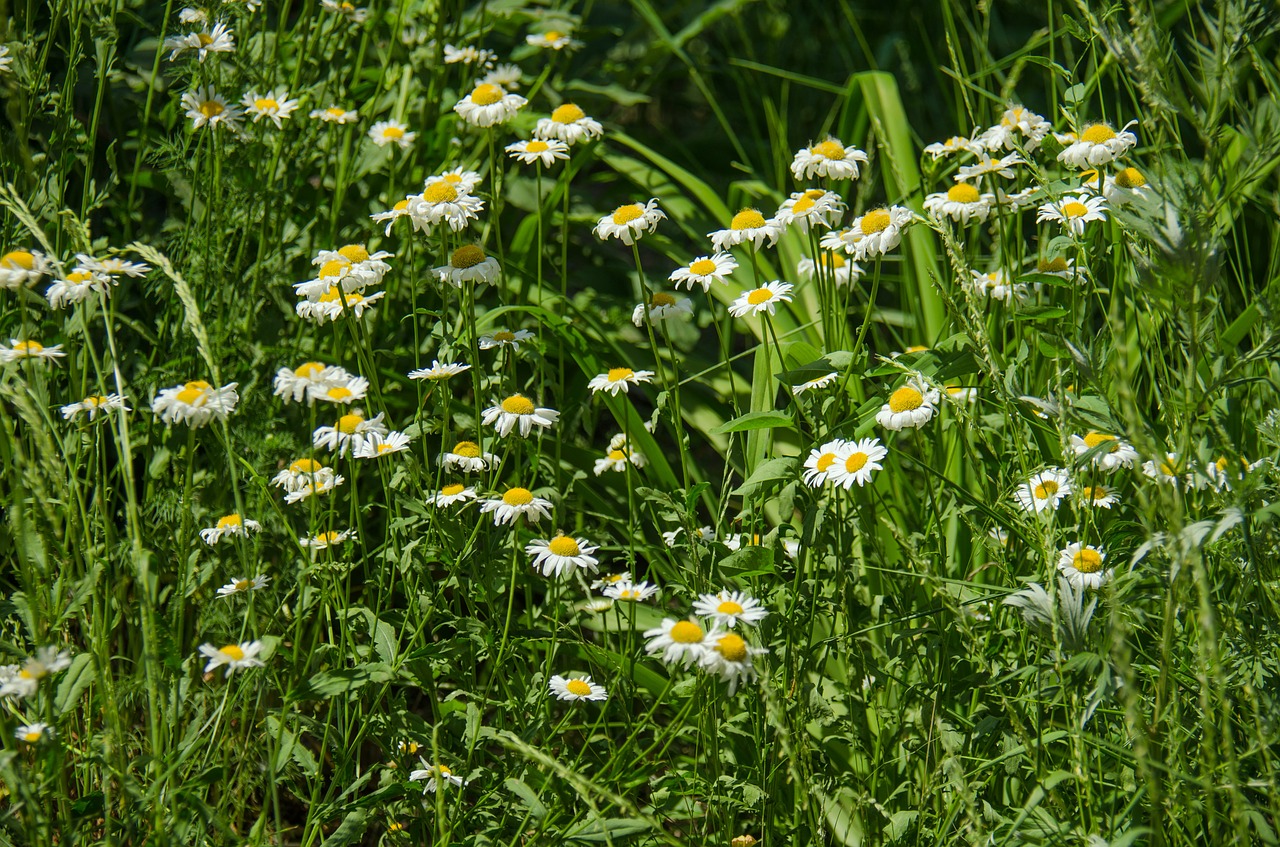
670 253 739 293
1141 452 1189 488
505 137 569 167
588 367 655 396
199 514 262 545
709 208 783 253
548 674 607 701
876 379 940 431
408 360 471 381
1075 484 1119 509
590 571 632 591
352 430 412 459
533 103 603 145
1058 121 1138 168
479 328 534 351
526 29 581 50
14 723 51 744
442 44 496 65
1056 542 1112 589
526 534 600 578
1070 431 1138 470
796 251 862 286
77 253 152 280
1101 166 1151 204
180 85 243 131
313 410 388 456
409 762 468 793
943 386 977 404
828 437 888 489
242 88 300 127
1013 468 1072 512
699 631 766 694
643 618 715 666
955 153 1024 182
151 380 239 427
631 292 693 327
0 647 73 699
790 137 869 181
440 440 497 473
727 280 793 318
604 580 659 602
1032 255 1078 282
923 135 983 159
482 395 559 437
923 183 994 224
593 199 665 245
310 105 359 124
216 574 270 597
424 483 477 508
1037 193 1108 236
593 434 647 475
966 269 1027 304
406 182 485 233
977 105 1052 153
300 529 357 551
1 249 51 288
840 206 916 260
295 287 386 323
693 590 768 628
453 83 527 127
802 439 849 487
370 198 411 235
61 393 130 420
994 186 1039 211
791 372 839 396
164 22 236 61
198 641 264 676
480 63 523 90
774 189 844 233
433 244 500 288
479 487 554 525
368 119 415 149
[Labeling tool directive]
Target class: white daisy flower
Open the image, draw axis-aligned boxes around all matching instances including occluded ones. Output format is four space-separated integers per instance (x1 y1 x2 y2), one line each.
591 572 632 591
827 437 888 489
994 186 1040 211
693 590 768 628
76 253 151 279
699 632 766 694
313 410 388 456
1202 456 1266 492
480 63 523 90
425 167 484 194
273 361 338 404
802 439 849 487
409 762 468 793
966 269 1027 304
368 119 415 149
295 287 386 323
352 430 412 459
424 483 477 508
588 367 655 396
1032 256 1079 282
199 514 262 545
282 470 345 504
300 529 357 551
46 266 112 308
923 183 994 224
1100 166 1151 204
0 339 64 364
792 372 839 396
216 574 270 597
534 103 603 145
840 206 916 260
164 22 236 62
198 641 264 676
643 618 716 666
178 8 208 23
180 85 243 131
408 360 471 381
406 182 485 233
1075 484 1119 509
61 393 130 420
0 647 72 699
479 487 554 525
320 0 369 21
1 249 51 288
709 208 783 252
1058 121 1138 168
604 580 659 602
593 433 646 475
631 292 693 327
270 458 332 493
310 105 359 124
479 328 534 351
439 440 498 473
526 534 600 578
505 137 570 167
482 395 559 437
1013 468 1072 512
442 44 495 65
774 189 844 232
151 380 239 427
593 199 665 245
433 244 500 287
922 135 983 159
955 153 1024 182
977 105 1052 153
943 386 977 404
548 674 607 701
1056 542 1112 589
790 137 869 181
1070 432 1138 470
526 29 581 50
796 251 862 287
454 83 527 127
875 378 940 431
1036 194 1108 236
14 723 52 744
662 526 715 546
1142 453 1190 488
312 374 370 406
727 280 793 318
669 252 737 292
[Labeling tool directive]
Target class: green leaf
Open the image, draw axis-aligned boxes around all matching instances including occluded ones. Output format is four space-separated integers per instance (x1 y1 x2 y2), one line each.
712 411 792 435
565 816 652 842
320 810 367 847
776 351 855 386
55 653 96 716
291 664 395 700
504 777 548 819
563 80 651 107
731 456 799 498
1013 305 1070 322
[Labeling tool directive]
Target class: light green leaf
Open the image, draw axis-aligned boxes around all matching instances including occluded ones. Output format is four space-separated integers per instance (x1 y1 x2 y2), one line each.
712 411 792 435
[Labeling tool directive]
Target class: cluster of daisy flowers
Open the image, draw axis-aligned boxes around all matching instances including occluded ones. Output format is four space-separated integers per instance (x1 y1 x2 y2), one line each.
292 243 391 323
644 590 769 694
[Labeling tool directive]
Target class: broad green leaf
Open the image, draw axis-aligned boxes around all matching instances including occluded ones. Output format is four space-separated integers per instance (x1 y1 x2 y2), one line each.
731 456 799 498
320 810 367 847
55 653 96 716
505 777 548 819
292 664 395 700
712 410 792 435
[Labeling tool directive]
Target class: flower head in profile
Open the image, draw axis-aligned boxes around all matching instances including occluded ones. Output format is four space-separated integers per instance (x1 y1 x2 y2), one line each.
442 44 496 65
594 199 665 245
425 483 476 508
548 674 607 701
923 135 982 160
14 723 52 744
727 281 793 318
434 244 500 288
352 430 413 459
699 631 767 693
1056 542 1112 589
1058 121 1138 168
924 183 994 225
300 529 357 552
632 292 692 327
200 514 262 545
693 590 768 628
242 88 299 128
593 433 647 475
454 83 527 127
644 618 716 666
840 207 916 260
479 487 554 525
482 395 559 437
534 103 603 145
604 580 659 602
505 137 569 167
526 534 600 578
966 269 1027 304
0 647 73 699
977 105 1052 153
217 574 270 597
670 253 737 292
152 380 239 427
709 208 783 252
1 249 51 288
588 367 655 396
46 265 112 308
797 251 862 287
198 641 264 676
271 458 345 503
1069 431 1138 471
181 85 243 132
439 440 497 473
790 137 868 181
408 360 471 382
295 287 386 323
368 119 415 148
480 63 522 90
875 378 940 431
409 762 468 793
164 22 236 62
775 189 844 232
61 393 130 421
310 105 359 124
526 29 581 50
792 372 838 396
1013 468 1072 512
1075 484 1119 509
1100 166 1151 205
1142 452 1189 488
956 153 1024 182
313 410 388 456
479 328 534 351
1036 194 1108 236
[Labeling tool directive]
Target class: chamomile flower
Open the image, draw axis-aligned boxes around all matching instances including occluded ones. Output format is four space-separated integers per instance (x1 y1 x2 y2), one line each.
313 410 388 456
482 395 559 437
790 137 869 181
425 167 484 194
802 439 849 487
424 483 477 508
923 135 983 159
282 470 345 504
631 292 693 327
644 618 715 666
792 372 839 396
841 206 916 260
1036 194 1108 236
320 0 369 21
709 208 783 252
943 386 977 404
605 580 659 602
1075 484 1119 509
371 198 411 234
164 22 236 61
796 251 862 286
774 189 844 232
526 29 581 50
728 280 793 318
181 85 243 131
505 137 569 167
662 526 716 546
0 45 11 76
923 183 994 224
199 641 264 676
669 252 737 292
368 119 415 149
977 105 1052 153
548 674 607 701
1056 542 1112 589
407 182 485 232
1101 166 1151 204
0 339 63 365
443 44 495 65
408 360 471 381
270 458 332 493
273 361 338 404
479 328 534 351
593 199 665 245
479 487 554 525
440 440 497 472
1070 432 1138 470
534 103 603 145
1014 468 1072 512
61 393 130 420
353 430 413 459
0 648 72 699
77 253 151 280
699 631 766 694
591 572 632 591
1058 121 1138 168
199 514 262 545
1033 255 1078 282
300 529 356 551
242 88 299 127
312 373 370 406
1142 453 1189 488
310 105 359 123
828 437 888 489
433 244 500 287
693 590 768 628
151 380 239 427
46 266 111 307
179 8 208 23
454 83 527 127
14 723 51 744
593 434 647 475
876 378 940 431
409 762 468 793
526 534 600 578
966 269 1027 304
588 367 655 396
0 249 51 288
295 287 386 322
956 153 1024 182
480 63 523 90
216 574 270 597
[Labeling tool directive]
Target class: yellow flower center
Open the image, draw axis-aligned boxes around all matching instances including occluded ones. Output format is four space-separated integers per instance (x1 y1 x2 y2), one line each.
548 536 581 556
607 367 633 382
325 107 346 118
451 245 486 268
905 345 928 353
1081 124 1116 144
437 764 453 776
14 340 43 354
234 578 253 591
471 83 503 106
289 458 322 474
565 678 593 696
689 258 717 275
669 621 704 644
1080 486 1106 502
888 386 923 412
492 330 515 342
543 30 563 42
376 442 396 454
254 98 279 112
67 270 93 283
731 209 767 230
1115 167 1147 188
607 449 627 461
716 600 744 615
746 287 773 305
844 452 868 473
1073 548 1103 573
393 199 410 211
85 395 108 407
791 195 816 214
199 100 224 118
611 204 644 225
815 453 837 472
216 514 243 529
947 183 980 203
1033 480 1060 499
859 209 891 233
175 381 211 405
338 244 369 263
810 139 846 160
295 361 325 378
327 386 354 401
22 731 42 742
1 251 36 270
1083 432 1119 452
551 103 586 123
219 645 245 661
424 183 458 203
650 292 676 307
525 140 550 153
715 633 748 662
319 259 350 278
502 487 534 506
821 253 847 269
1037 257 1069 273
18 669 35 680
1062 201 1089 218
337 413 364 434
381 126 405 140
452 441 481 458
501 395 536 415
441 484 465 496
